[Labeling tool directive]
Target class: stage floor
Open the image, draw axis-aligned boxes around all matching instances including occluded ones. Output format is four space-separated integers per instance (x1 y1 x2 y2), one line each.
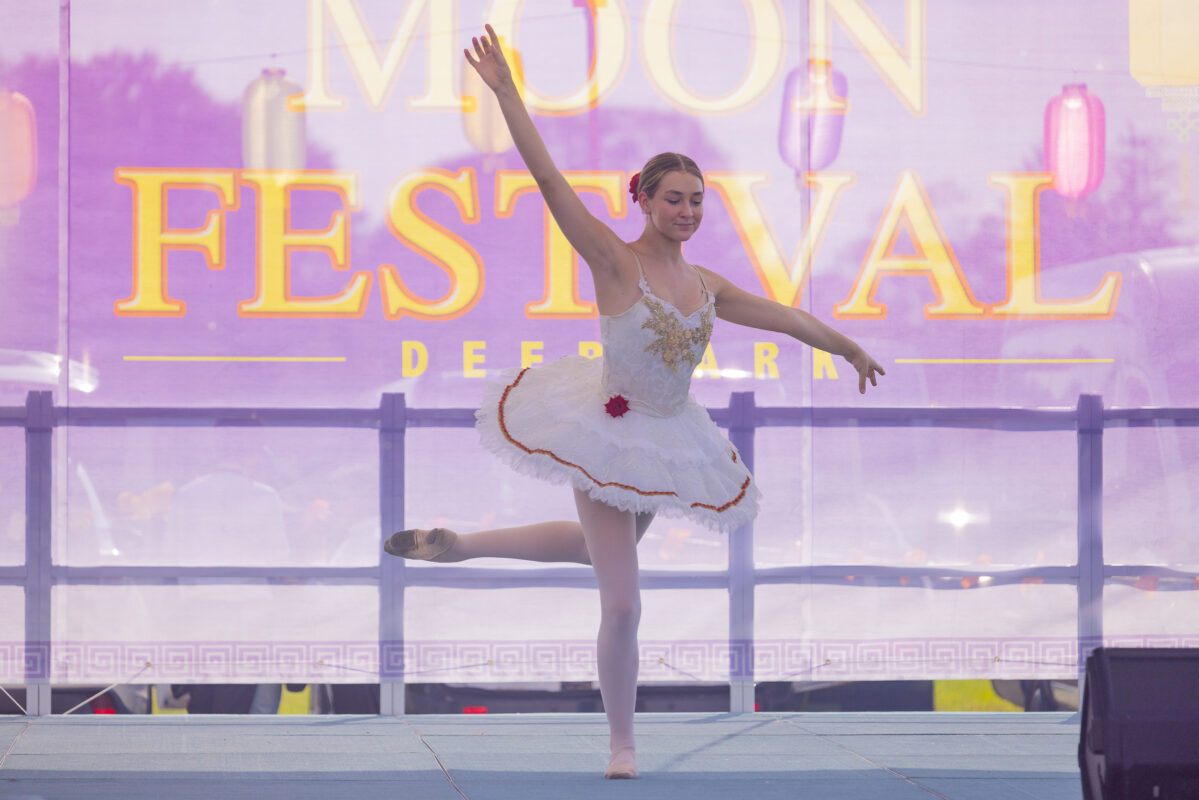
0 711 1082 799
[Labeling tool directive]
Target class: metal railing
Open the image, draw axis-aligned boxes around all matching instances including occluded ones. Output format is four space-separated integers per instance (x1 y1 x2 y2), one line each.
4 390 1198 715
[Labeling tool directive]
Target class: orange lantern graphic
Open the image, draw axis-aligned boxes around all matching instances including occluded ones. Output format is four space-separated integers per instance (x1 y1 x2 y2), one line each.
242 68 306 170
0 88 37 217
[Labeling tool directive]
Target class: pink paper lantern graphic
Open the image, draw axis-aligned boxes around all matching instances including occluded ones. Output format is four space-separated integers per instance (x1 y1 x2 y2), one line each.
0 88 37 207
1043 84 1105 199
779 60 847 175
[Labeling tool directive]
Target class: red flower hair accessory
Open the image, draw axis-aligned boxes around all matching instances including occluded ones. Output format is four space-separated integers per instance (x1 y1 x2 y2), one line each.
605 394 630 418
628 172 641 200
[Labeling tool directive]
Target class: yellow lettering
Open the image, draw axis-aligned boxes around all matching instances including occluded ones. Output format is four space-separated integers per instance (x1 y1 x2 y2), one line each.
379 168 483 321
642 0 783 114
988 172 1122 318
237 171 371 317
521 340 544 368
834 170 984 319
488 0 627 114
401 340 428 377
810 0 926 115
496 170 625 318
706 171 854 307
754 341 779 379
463 340 486 378
579 341 603 359
693 343 719 378
814 349 838 379
296 0 457 112
114 168 239 317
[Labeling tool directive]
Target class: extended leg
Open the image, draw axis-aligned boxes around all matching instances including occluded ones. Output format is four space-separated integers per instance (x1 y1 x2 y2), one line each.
574 489 642 776
397 511 655 564
443 521 589 563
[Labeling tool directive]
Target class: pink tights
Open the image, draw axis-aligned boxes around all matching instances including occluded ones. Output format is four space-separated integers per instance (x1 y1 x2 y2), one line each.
436 491 650 755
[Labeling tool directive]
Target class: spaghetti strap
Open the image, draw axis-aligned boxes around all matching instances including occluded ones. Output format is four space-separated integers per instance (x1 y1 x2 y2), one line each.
691 263 711 296
630 249 650 292
630 250 647 280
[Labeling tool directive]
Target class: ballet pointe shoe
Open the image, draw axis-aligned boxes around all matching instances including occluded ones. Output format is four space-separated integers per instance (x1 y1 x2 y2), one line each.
604 747 638 779
383 528 457 561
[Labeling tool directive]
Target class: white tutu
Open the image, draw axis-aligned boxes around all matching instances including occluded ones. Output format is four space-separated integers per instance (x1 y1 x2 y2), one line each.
475 355 759 533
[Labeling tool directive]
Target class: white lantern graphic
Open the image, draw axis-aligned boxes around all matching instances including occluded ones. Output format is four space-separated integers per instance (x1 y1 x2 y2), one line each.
1129 1 1199 214
461 40 525 161
242 68 306 170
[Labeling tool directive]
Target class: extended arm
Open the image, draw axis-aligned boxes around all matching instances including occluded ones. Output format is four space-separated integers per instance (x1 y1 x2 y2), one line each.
701 268 885 393
465 26 624 275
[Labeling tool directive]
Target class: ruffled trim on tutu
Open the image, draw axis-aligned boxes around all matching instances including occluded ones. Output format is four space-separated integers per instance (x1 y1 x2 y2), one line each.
475 358 760 533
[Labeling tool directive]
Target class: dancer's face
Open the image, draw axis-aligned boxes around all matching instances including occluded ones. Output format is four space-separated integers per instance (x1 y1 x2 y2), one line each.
642 170 704 241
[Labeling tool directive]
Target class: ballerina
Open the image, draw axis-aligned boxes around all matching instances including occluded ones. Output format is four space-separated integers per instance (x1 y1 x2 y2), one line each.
385 24 884 780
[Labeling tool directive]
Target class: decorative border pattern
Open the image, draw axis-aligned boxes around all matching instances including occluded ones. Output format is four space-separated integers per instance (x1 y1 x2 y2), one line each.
4 635 1198 684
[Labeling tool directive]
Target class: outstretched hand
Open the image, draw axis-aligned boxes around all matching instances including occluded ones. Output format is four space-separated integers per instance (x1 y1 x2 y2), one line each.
464 24 513 93
848 349 885 394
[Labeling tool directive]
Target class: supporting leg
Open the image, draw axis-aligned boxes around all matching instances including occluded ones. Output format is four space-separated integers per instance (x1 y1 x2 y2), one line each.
573 489 643 776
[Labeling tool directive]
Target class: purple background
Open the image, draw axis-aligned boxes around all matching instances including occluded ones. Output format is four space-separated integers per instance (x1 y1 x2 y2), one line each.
1 0 1197 684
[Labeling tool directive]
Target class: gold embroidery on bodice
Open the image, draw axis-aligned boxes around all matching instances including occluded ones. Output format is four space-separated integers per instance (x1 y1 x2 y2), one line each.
640 294 714 373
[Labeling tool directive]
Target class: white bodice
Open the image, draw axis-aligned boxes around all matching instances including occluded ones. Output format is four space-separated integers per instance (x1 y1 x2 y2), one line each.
600 275 714 417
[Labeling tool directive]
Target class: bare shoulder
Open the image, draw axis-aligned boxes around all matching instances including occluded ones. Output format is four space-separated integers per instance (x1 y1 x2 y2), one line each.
693 264 737 297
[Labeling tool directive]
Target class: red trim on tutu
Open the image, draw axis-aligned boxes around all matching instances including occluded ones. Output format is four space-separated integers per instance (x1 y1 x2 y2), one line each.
497 367 750 514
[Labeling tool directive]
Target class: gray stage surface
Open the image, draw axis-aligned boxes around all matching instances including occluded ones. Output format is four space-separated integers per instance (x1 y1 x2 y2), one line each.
0 711 1083 799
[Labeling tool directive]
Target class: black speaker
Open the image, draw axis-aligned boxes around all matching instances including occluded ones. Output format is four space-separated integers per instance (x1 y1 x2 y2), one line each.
1079 647 1199 799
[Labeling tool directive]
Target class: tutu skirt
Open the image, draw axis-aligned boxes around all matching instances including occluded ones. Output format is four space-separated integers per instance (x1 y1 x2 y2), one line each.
475 355 759 533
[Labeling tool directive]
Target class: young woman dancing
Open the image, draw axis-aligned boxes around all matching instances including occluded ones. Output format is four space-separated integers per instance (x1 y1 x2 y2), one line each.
384 24 884 780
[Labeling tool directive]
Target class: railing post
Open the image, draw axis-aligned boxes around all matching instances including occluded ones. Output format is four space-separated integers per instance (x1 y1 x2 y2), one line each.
24 391 54 715
1077 393 1104 678
727 391 755 713
379 393 406 715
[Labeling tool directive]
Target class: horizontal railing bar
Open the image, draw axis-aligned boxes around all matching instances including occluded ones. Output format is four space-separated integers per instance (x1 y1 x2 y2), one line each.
10 404 1199 433
53 577 379 587
1104 565 1199 579
52 566 379 582
403 408 477 428
31 404 1199 432
57 407 382 428
399 565 728 590
1105 408 1199 426
754 406 1080 430
757 565 1078 580
37 563 1092 586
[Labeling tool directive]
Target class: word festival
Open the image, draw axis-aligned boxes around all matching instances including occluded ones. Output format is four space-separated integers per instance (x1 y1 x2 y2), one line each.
113 0 1120 324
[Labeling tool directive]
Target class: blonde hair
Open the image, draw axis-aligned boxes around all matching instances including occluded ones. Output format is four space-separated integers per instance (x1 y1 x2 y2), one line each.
635 152 703 199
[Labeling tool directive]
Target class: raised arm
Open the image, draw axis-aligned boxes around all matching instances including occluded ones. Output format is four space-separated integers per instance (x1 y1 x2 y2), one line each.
700 267 885 394
465 25 625 276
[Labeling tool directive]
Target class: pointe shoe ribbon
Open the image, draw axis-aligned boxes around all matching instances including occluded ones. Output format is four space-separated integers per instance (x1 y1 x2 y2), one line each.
383 528 457 561
604 748 638 779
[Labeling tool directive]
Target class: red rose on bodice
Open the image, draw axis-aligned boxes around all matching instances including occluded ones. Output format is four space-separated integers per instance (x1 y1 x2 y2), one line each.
605 394 630 418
